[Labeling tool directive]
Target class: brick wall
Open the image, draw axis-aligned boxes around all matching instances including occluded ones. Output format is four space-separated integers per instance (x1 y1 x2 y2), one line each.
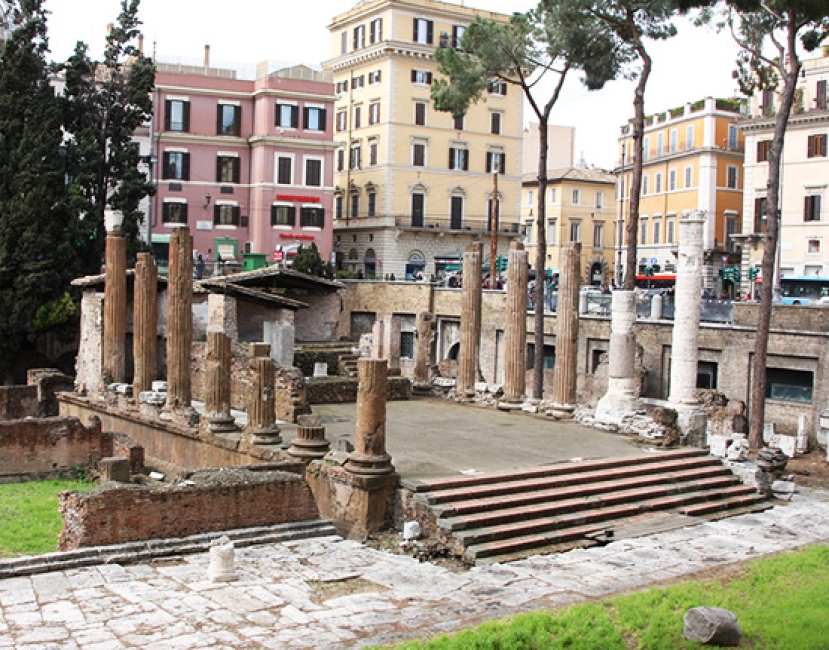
58 469 319 550
0 386 38 420
0 417 106 482
306 377 411 404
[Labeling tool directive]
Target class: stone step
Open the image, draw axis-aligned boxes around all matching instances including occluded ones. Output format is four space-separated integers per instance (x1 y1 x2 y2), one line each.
419 455 722 506
405 448 707 495
680 493 771 517
436 465 735 519
440 475 743 532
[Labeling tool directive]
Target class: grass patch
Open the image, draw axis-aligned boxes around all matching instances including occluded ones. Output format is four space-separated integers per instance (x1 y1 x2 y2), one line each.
374 545 829 649
0 478 96 557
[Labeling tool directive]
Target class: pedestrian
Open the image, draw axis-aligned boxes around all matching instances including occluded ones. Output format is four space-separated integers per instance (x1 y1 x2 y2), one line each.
195 254 206 280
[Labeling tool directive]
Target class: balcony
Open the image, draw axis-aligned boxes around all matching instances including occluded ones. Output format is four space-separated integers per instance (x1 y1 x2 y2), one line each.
394 215 525 235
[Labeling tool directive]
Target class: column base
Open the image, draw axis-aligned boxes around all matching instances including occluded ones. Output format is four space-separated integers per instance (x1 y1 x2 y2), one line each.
287 438 331 461
496 398 524 411
595 390 641 425
246 426 283 446
412 381 433 395
344 451 395 476
548 403 576 420
668 402 708 448
206 413 238 434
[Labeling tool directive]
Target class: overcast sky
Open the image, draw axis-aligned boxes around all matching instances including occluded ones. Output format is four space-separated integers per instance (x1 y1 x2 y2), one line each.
44 0 744 169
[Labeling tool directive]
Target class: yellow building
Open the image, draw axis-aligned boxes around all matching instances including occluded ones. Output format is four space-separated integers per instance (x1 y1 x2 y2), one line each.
324 0 523 280
619 97 745 293
521 167 618 286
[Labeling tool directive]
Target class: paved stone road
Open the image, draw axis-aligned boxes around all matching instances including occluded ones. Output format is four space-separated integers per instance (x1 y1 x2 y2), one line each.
1 489 828 649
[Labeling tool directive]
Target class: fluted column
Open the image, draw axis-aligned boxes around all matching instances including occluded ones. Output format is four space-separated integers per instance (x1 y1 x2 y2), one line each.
499 241 528 409
346 358 394 476
287 413 330 461
102 211 127 385
550 242 581 418
245 342 281 445
456 242 483 397
204 293 237 433
132 252 158 396
166 227 193 410
413 311 435 391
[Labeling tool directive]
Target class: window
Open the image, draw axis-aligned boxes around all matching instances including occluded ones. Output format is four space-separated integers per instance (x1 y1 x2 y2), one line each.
276 156 292 184
807 134 827 158
485 151 505 173
727 165 738 189
413 17 433 44
411 69 432 85
303 106 326 131
595 191 603 209
370 18 383 44
353 106 362 130
668 169 677 191
766 368 813 403
336 149 345 172
804 194 822 222
754 197 768 233
488 80 507 95
216 156 240 183
164 99 190 132
336 110 347 132
757 139 772 162
162 151 190 180
369 140 378 166
452 24 466 49
335 196 343 220
547 220 556 244
667 219 675 244
642 175 649 195
643 136 650 161
162 201 188 224
414 102 426 126
340 31 348 54
684 166 693 188
593 223 603 248
336 80 348 94
305 158 322 187
411 192 425 227
697 361 718 390
817 79 828 111
685 125 695 150
350 144 362 170
301 206 324 229
550 187 557 203
525 221 534 245
271 205 295 227
449 146 468 170
656 132 664 157
653 220 661 244
350 194 359 220
808 239 821 254
276 103 298 128
670 129 678 153
369 102 380 125
570 222 580 242
728 124 739 150
368 192 377 217
640 219 648 244
217 104 241 136
490 111 502 135
655 172 663 194
453 115 464 131
368 69 381 84
412 142 426 167
352 75 365 89
572 188 581 205
353 24 365 50
214 204 240 226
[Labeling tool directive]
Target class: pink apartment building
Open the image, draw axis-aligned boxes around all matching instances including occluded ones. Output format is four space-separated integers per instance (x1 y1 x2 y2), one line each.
150 61 336 269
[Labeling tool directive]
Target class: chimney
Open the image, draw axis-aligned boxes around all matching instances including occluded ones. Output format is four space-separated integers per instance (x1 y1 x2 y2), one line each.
138 33 144 54
204 45 210 67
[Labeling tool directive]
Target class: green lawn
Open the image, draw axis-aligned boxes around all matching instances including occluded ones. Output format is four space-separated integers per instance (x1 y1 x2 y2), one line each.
0 478 96 557
375 545 829 650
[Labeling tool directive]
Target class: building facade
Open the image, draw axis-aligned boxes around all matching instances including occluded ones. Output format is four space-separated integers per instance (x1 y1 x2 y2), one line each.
738 50 829 296
150 59 336 269
521 166 618 286
618 97 745 293
324 0 523 281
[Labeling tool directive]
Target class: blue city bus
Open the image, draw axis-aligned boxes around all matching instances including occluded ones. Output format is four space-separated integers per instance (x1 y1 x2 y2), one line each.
780 276 829 305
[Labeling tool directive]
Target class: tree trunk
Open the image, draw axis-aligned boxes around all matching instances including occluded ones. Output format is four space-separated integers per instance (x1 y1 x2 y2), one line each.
532 119 549 399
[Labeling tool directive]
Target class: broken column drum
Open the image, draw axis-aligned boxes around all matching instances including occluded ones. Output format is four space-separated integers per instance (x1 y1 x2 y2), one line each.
551 242 581 416
595 289 640 423
166 227 194 409
102 212 127 385
287 414 330 461
499 241 528 407
346 358 394 475
132 252 158 397
246 342 282 445
456 242 483 396
412 311 435 389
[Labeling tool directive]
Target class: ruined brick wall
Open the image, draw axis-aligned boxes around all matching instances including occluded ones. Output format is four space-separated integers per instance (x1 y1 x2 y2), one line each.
111 433 145 475
58 470 319 549
0 386 38 420
306 377 411 404
292 292 341 342
0 417 105 482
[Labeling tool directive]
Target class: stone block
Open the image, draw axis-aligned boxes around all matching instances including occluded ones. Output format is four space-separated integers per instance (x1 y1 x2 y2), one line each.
313 362 328 378
683 607 741 646
709 435 730 458
99 457 131 483
777 435 797 458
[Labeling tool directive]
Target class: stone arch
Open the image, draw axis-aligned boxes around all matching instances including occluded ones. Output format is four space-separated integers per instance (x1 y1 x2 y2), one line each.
584 255 609 287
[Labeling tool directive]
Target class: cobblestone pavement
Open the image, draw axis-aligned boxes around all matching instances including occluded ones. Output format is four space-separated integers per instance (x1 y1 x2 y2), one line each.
1 490 828 649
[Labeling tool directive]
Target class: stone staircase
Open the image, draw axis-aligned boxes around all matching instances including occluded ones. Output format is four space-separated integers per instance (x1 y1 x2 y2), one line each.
338 353 359 377
403 449 771 566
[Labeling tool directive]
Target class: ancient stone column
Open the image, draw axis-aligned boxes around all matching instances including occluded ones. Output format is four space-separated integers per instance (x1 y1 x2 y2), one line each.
204 293 237 433
102 211 127 385
245 342 281 445
382 315 402 376
287 413 330 461
412 311 435 392
345 358 394 475
595 289 640 423
132 252 158 397
668 210 707 443
166 227 194 410
550 242 581 418
498 241 528 409
456 242 483 397
75 292 104 395
371 319 384 359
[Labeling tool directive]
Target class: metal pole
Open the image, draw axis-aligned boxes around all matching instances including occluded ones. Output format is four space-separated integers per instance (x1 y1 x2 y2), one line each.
489 171 499 285
616 145 626 287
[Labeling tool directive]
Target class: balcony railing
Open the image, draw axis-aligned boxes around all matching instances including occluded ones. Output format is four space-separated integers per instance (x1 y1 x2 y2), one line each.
391 215 525 235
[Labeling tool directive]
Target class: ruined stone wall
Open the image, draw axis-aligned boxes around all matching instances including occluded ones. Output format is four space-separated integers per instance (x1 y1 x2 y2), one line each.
291 292 341 342
0 386 38 420
0 417 107 482
306 377 411 404
336 281 435 340
58 470 318 549
733 302 829 332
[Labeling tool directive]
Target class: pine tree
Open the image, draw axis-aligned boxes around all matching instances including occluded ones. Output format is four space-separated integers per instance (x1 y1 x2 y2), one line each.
61 0 155 274
291 243 334 279
0 0 81 382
